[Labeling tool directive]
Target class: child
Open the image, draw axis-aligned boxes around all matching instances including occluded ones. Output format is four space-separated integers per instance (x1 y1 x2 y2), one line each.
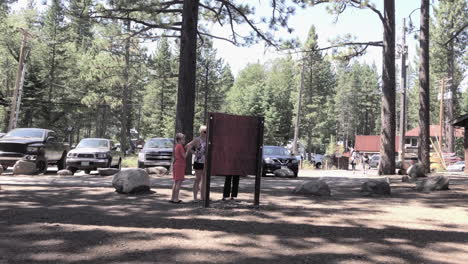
170 133 186 203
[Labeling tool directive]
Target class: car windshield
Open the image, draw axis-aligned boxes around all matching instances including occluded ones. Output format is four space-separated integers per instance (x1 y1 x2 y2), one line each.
145 138 173 149
4 129 44 139
264 147 290 156
455 161 464 165
76 139 109 149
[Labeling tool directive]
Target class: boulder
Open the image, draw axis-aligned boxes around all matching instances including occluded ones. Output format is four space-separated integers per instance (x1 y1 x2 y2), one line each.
112 169 151 194
57 169 73 176
360 180 391 196
293 180 331 196
273 168 295 177
416 175 450 192
98 168 120 176
407 164 426 179
13 160 36 175
146 166 168 175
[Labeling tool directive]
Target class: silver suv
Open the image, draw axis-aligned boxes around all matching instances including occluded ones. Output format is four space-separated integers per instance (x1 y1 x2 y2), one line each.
66 138 122 174
138 138 173 169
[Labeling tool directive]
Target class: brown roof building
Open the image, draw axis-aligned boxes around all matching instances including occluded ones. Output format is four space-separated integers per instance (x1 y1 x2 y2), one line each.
355 125 464 154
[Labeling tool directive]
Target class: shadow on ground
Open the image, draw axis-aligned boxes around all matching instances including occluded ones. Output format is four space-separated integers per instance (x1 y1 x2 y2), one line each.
0 173 467 264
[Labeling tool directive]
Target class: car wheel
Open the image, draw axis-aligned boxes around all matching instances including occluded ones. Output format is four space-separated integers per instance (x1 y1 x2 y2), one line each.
138 162 145 169
67 167 77 174
84 169 91 175
315 162 322 169
462 167 465 171
293 170 298 177
57 152 67 170
35 156 48 174
2 165 8 171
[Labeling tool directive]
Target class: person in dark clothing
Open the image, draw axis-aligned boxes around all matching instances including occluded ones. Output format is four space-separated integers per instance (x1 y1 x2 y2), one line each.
222 175 240 200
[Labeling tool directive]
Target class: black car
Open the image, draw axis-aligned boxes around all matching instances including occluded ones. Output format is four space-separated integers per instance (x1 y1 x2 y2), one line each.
66 138 122 174
138 138 174 169
0 128 69 173
263 145 299 177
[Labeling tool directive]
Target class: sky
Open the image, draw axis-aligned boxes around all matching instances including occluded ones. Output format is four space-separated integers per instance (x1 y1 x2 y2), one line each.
209 1 423 76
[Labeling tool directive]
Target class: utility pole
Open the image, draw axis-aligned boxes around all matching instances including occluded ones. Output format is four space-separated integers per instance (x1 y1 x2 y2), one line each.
292 57 306 155
8 28 31 131
439 78 445 152
398 18 408 162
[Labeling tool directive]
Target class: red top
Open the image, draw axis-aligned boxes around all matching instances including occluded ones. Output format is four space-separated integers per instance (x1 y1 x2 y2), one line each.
174 144 186 165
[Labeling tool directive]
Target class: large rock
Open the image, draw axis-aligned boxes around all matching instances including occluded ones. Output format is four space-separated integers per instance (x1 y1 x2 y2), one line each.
112 169 151 194
98 168 120 176
13 160 36 175
273 168 295 177
57 169 73 176
293 180 331 196
146 166 168 175
407 164 426 179
360 180 391 196
416 175 450 192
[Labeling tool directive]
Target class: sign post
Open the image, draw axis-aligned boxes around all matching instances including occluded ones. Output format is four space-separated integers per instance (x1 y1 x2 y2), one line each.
203 113 264 208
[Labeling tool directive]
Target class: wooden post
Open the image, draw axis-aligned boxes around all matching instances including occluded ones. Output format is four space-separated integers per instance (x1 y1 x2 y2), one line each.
203 114 214 208
254 117 264 206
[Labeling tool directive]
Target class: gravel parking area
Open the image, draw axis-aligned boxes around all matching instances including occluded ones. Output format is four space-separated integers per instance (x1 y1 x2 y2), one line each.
1 169 467 264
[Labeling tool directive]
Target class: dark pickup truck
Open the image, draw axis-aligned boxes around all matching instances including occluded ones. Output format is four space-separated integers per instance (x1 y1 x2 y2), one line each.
0 128 69 173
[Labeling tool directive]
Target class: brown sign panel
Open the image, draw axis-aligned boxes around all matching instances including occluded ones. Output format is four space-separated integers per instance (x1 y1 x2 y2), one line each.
207 113 260 176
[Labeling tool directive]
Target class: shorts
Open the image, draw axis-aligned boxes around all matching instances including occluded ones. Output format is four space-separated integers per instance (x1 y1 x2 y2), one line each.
193 162 204 170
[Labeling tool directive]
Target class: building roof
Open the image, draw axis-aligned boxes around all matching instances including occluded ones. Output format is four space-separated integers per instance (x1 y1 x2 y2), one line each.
354 125 464 153
355 135 400 153
452 113 468 127
405 125 464 137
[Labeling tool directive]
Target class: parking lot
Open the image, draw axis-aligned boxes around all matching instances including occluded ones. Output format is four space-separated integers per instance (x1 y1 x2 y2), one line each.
1 168 468 264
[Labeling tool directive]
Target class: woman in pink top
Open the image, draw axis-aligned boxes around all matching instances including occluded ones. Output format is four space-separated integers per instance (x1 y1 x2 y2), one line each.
170 133 187 203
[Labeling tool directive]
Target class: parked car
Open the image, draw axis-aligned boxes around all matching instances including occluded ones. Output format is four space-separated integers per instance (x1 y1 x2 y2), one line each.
138 137 174 169
311 154 324 169
369 154 380 168
0 128 69 173
263 145 299 177
446 161 465 172
66 138 122 174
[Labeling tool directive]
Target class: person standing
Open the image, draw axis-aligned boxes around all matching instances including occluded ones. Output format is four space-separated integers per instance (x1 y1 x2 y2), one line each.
170 133 187 203
186 125 207 201
222 175 240 201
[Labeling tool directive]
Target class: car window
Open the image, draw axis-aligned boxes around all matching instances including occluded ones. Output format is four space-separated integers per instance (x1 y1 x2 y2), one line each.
76 139 109 149
4 129 45 139
145 138 173 149
263 147 290 156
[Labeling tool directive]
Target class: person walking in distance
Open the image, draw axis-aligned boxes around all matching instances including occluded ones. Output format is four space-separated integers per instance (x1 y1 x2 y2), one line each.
170 133 187 203
186 125 207 201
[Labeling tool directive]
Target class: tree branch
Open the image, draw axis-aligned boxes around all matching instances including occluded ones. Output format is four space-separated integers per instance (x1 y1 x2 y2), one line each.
444 21 468 46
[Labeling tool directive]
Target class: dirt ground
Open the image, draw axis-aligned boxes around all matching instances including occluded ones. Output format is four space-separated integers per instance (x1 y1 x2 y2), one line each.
1 170 468 264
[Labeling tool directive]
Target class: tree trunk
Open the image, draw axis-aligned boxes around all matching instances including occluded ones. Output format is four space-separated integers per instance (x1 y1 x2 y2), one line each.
446 42 455 152
378 0 396 175
120 19 131 153
418 0 430 173
175 0 199 174
203 62 209 124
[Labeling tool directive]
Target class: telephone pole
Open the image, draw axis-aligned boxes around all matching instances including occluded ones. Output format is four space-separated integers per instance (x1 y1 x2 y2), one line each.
8 28 32 131
398 18 408 161
292 57 306 155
